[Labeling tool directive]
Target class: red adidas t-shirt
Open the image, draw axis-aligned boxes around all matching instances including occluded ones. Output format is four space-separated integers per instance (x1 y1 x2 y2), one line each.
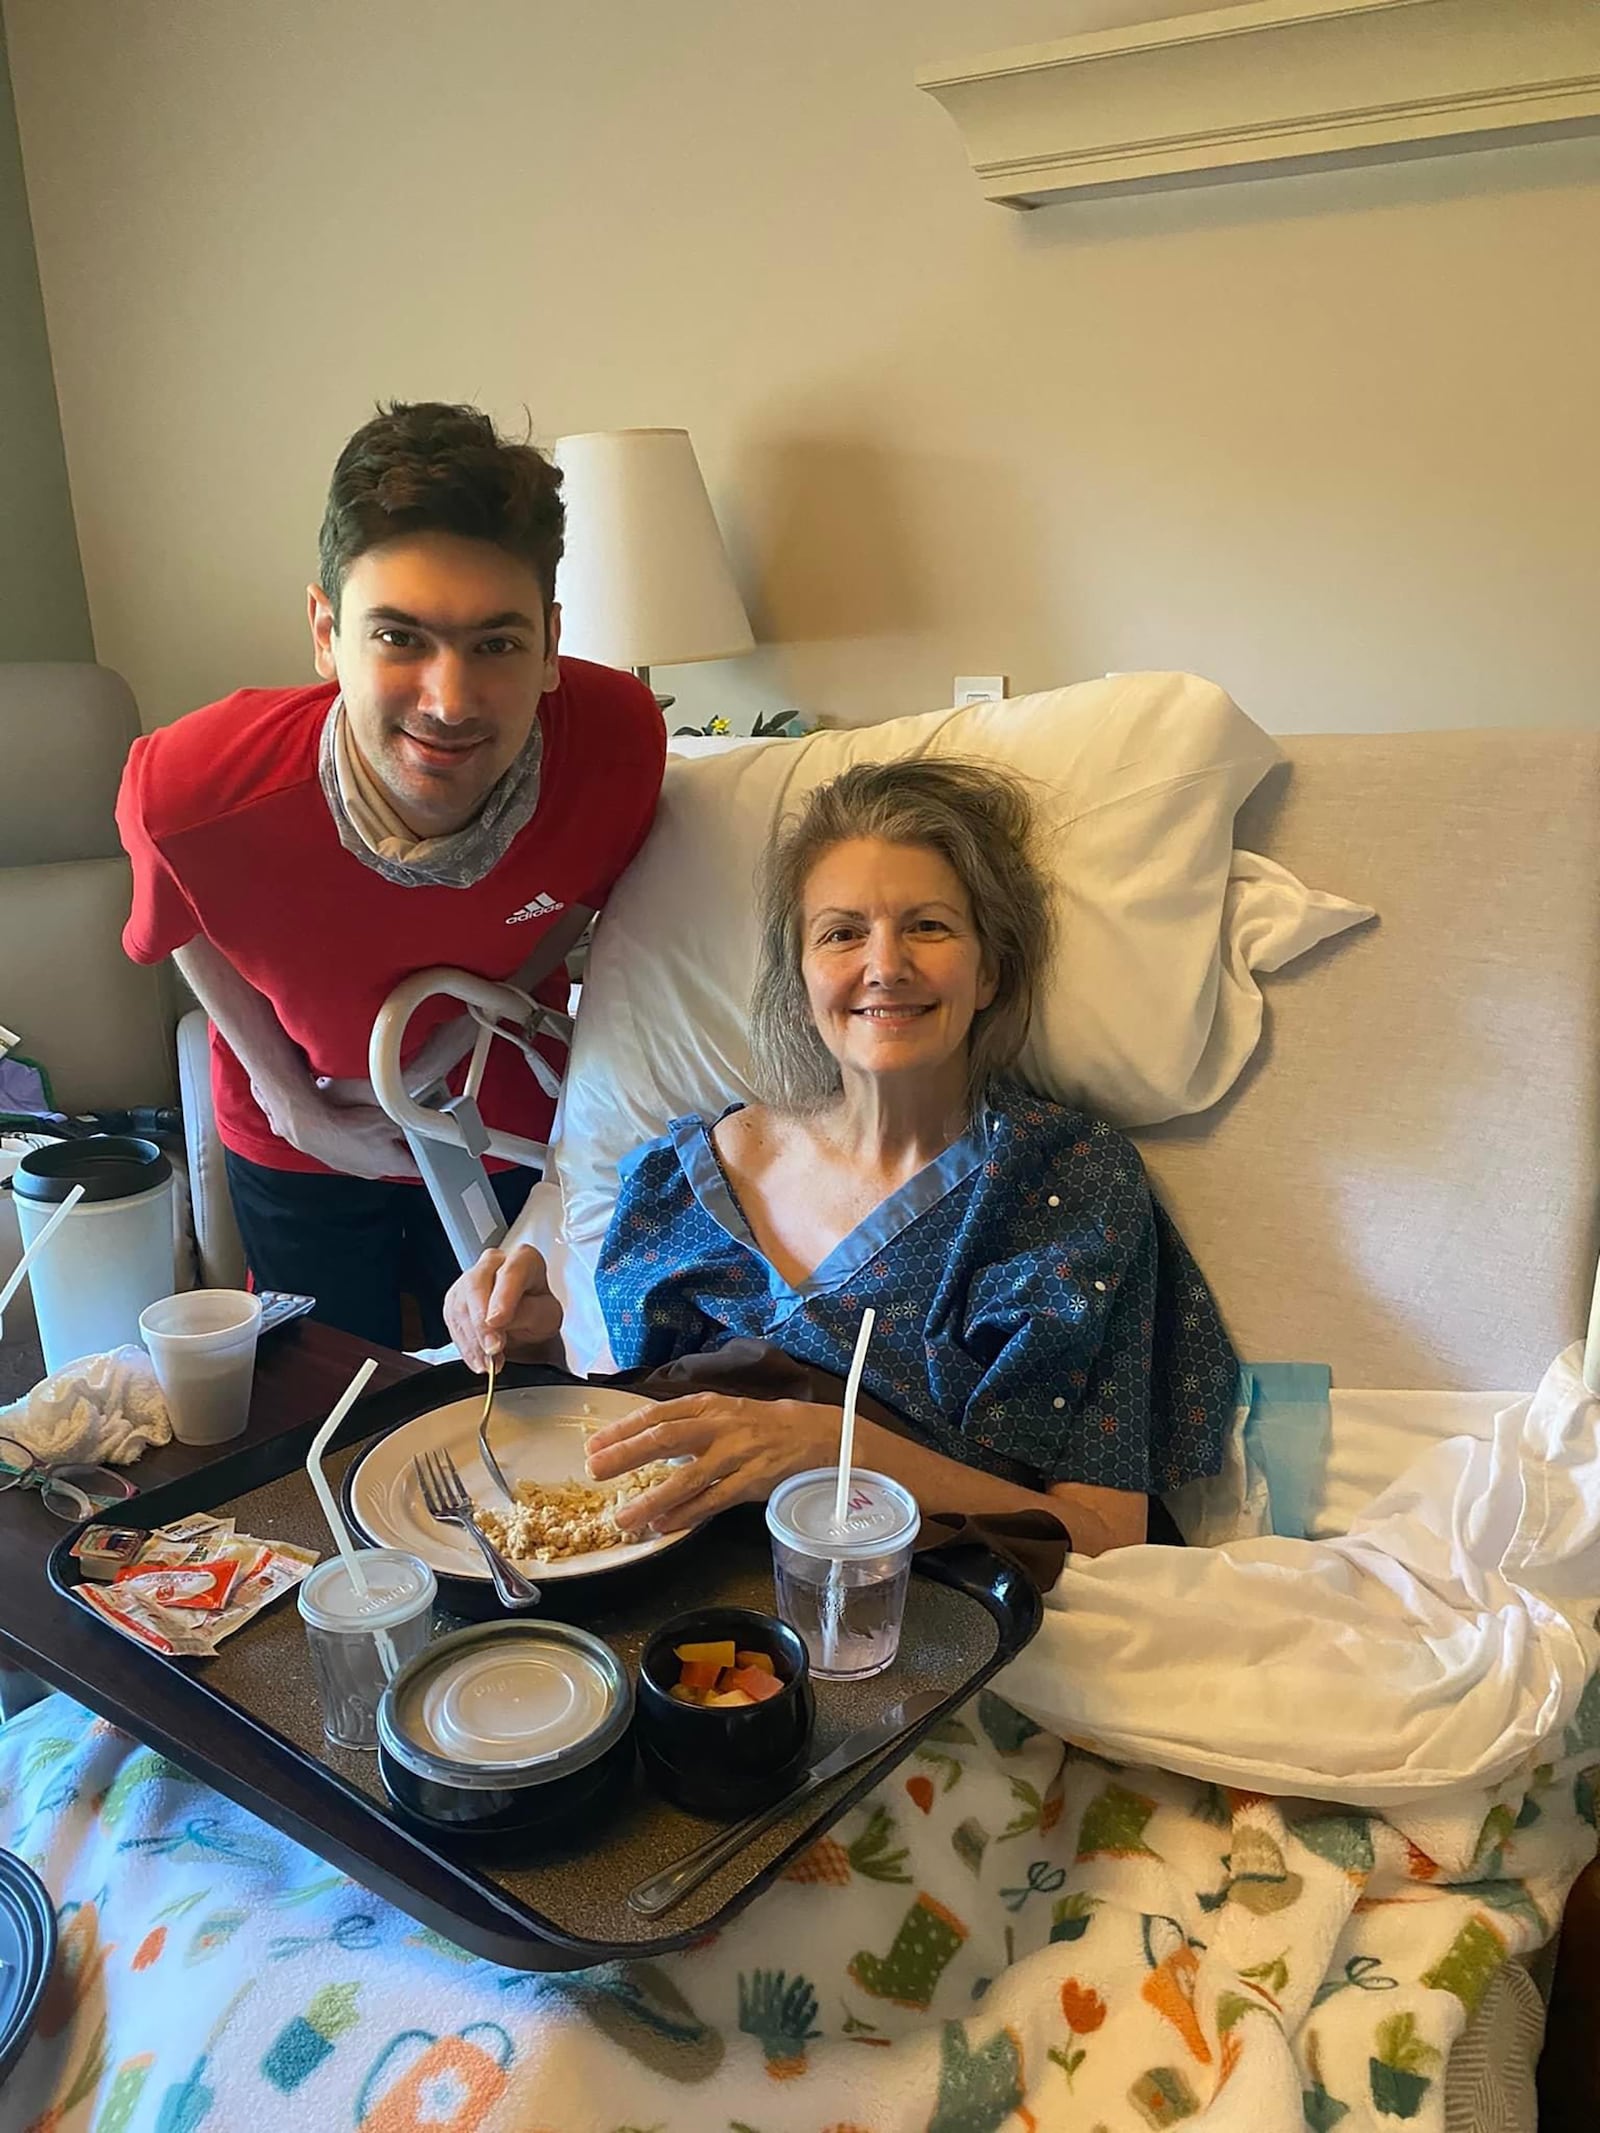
117 661 664 1173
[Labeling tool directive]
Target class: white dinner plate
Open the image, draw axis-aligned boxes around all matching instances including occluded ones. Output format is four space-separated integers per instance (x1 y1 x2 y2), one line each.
345 1384 689 1584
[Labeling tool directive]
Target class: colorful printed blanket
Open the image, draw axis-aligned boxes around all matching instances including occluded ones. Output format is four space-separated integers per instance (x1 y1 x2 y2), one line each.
8 1351 1600 2130
2 1677 1595 2133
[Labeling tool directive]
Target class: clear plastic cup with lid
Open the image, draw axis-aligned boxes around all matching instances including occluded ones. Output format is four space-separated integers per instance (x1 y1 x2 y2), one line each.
297 1549 436 1750
765 1467 920 1682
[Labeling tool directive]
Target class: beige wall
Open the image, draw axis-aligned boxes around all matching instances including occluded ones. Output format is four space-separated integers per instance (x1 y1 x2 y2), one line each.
0 15 90 665
4 0 1596 736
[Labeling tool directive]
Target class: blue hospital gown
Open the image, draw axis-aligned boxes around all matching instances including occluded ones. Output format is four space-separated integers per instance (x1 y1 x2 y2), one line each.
595 1084 1236 1494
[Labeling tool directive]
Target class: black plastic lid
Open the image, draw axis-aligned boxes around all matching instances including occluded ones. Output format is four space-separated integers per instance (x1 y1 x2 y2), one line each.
0 1847 56 2085
12 1133 172 1205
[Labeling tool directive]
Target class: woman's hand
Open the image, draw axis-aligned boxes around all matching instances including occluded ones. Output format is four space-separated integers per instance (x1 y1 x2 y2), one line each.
586 1395 839 1537
442 1243 563 1372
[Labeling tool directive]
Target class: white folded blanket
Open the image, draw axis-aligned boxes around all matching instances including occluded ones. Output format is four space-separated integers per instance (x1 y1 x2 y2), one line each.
996 1343 1600 1821
0 1344 171 1465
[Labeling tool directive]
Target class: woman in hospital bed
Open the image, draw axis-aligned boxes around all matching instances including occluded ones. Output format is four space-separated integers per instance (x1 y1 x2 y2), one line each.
446 760 1237 1556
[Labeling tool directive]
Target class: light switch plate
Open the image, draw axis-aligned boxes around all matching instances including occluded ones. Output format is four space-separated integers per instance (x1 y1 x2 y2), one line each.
953 675 1007 706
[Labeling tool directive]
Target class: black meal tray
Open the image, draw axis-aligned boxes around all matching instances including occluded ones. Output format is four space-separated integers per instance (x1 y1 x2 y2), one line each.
48 1362 1042 1969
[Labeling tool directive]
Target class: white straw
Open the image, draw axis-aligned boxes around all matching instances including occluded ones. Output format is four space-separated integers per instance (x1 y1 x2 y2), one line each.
822 1307 876 1672
304 1355 403 1682
306 1357 379 1594
0 1182 85 1324
832 1305 876 1533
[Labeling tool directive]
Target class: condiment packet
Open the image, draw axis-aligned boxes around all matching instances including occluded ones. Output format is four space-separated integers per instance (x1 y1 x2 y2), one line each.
137 1514 239 1567
161 1512 236 1543
73 1534 319 1657
74 1580 194 1655
68 1526 147 1581
113 1558 243 1612
208 1542 318 1645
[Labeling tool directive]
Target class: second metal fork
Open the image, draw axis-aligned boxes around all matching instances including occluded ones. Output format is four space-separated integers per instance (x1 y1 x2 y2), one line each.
414 1445 541 1610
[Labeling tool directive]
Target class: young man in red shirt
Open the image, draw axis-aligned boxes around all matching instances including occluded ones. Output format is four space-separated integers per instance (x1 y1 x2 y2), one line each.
117 401 665 1346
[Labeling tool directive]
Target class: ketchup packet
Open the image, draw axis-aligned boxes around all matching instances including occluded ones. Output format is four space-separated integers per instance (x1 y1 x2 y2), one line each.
75 1580 191 1655
113 1558 242 1612
208 1542 318 1645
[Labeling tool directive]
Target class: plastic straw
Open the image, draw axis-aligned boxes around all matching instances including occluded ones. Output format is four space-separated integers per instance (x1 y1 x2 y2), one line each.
0 1182 85 1326
832 1305 876 1532
821 1306 875 1670
306 1356 379 1587
304 1357 401 1679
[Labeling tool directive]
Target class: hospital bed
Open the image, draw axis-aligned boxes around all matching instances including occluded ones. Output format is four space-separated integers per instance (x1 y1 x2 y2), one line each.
5 694 1598 2130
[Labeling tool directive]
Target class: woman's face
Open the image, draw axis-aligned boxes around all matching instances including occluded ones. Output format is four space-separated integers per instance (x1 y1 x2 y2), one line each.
799 837 996 1090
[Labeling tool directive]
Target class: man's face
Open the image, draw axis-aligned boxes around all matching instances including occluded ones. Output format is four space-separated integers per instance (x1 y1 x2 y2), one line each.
309 531 560 838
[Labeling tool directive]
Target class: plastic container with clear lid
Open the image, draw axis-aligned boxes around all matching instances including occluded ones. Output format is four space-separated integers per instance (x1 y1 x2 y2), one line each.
377 1621 635 1840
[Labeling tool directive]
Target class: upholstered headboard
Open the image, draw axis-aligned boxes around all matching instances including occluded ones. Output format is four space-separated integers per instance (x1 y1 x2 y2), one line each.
1136 731 1600 1392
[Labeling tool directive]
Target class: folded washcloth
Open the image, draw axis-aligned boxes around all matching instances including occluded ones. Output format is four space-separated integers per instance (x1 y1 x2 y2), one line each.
0 1344 171 1465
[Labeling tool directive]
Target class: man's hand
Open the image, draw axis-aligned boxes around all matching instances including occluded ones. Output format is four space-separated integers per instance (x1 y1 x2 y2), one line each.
443 1243 564 1372
585 1395 838 1537
315 1009 478 1112
257 1082 420 1180
175 935 420 1180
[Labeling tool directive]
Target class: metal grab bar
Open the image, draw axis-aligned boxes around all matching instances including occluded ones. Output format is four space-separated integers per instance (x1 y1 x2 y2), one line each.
369 967 567 1269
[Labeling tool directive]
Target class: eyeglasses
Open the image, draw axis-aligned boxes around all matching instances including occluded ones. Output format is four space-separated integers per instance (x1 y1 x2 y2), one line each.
0 1435 139 1522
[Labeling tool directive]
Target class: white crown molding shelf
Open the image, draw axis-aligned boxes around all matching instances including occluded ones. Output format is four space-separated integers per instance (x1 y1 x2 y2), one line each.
916 0 1600 208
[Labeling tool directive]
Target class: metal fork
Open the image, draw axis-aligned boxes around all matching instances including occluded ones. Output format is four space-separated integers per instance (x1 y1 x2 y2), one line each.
476 1355 514 1505
413 1446 542 1610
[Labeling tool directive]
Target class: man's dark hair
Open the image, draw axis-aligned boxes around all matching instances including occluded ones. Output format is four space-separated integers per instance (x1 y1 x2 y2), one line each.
318 401 565 620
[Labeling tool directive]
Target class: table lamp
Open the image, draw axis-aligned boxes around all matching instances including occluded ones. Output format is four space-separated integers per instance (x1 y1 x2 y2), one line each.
553 428 755 708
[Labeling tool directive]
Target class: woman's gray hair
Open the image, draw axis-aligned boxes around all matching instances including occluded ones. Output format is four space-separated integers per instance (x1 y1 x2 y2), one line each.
748 757 1053 1115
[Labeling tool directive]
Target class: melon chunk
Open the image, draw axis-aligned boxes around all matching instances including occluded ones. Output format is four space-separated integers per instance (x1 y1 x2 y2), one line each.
674 1638 736 1671
726 1666 783 1703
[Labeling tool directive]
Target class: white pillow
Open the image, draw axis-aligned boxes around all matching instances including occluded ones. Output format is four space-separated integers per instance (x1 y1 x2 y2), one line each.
552 672 1371 1296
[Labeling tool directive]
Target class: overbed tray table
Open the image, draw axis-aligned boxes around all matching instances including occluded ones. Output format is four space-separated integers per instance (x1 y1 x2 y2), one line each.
18 1333 1042 1969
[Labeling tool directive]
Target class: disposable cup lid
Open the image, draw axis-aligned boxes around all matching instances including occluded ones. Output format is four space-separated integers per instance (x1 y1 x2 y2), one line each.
379 1622 631 1785
298 1549 435 1633
766 1467 920 1562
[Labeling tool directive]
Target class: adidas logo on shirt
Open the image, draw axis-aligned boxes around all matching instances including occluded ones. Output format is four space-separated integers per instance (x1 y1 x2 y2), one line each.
505 891 567 926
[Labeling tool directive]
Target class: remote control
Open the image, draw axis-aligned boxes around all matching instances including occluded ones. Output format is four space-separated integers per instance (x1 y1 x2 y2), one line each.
256 1289 317 1335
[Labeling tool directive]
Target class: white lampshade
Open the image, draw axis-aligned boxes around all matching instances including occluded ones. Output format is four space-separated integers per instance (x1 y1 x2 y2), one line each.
554 428 755 671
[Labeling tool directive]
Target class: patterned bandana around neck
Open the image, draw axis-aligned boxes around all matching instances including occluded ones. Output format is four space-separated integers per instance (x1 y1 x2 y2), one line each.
318 695 545 889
